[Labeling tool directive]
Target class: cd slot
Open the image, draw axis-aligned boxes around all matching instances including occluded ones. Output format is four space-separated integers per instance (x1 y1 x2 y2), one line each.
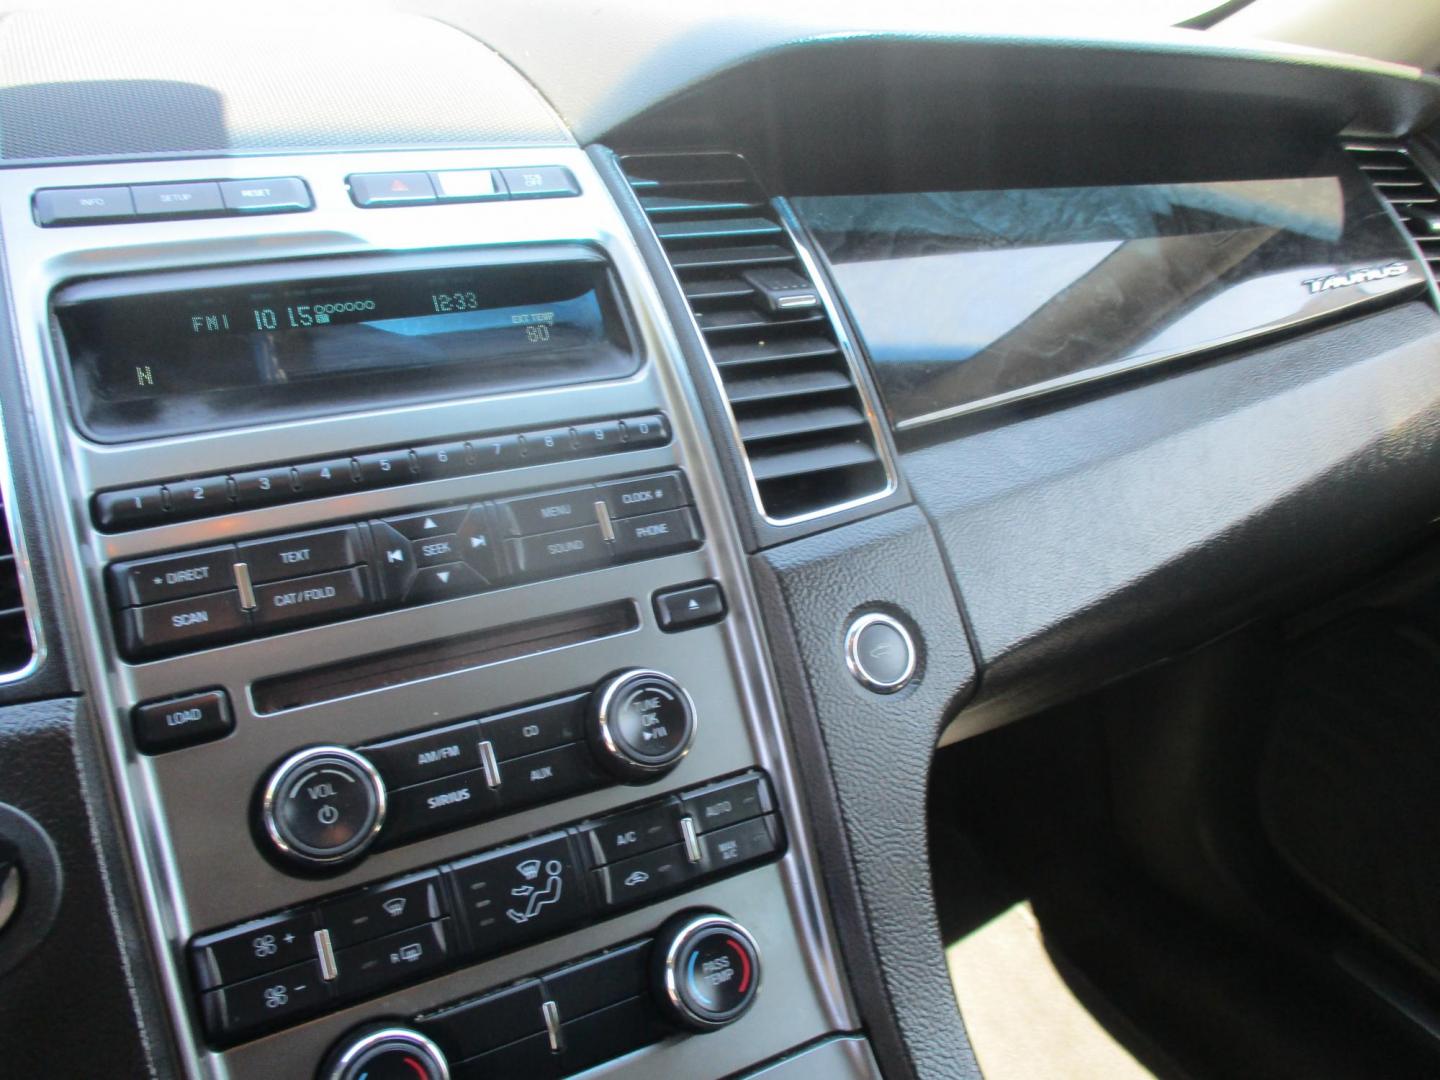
252 600 638 713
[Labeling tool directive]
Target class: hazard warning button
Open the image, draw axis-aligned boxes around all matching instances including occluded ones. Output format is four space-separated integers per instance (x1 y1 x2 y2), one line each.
347 172 438 207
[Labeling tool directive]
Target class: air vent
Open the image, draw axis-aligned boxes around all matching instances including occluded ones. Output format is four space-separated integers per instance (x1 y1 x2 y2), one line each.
1346 142 1440 286
0 493 32 675
619 151 891 523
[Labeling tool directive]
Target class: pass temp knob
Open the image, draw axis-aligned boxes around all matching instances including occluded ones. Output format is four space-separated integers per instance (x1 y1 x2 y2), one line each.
320 1025 449 1080
259 746 386 869
653 912 761 1031
588 669 697 781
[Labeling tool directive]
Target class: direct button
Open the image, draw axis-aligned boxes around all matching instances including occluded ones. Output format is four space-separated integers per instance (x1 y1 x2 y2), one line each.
133 690 233 755
119 590 249 659
253 568 370 630
108 545 236 607
239 525 363 584
844 612 917 693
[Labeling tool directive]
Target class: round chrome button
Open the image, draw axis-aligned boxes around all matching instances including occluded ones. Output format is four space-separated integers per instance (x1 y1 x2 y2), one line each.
844 613 917 694
320 1025 449 1080
260 746 386 868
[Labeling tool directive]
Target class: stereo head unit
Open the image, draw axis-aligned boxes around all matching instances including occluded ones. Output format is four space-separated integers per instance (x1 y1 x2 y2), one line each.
53 248 637 442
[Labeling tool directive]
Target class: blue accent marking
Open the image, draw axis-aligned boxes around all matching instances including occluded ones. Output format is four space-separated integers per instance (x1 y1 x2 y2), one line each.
686 948 715 1008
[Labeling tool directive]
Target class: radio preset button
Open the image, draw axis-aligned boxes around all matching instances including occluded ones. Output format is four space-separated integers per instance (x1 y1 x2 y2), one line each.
231 466 297 509
252 568 370 630
497 487 598 535
520 426 577 464
508 524 611 578
240 525 362 584
293 458 358 497
361 721 481 789
165 475 232 518
133 689 234 755
621 414 670 448
120 590 249 658
468 432 521 471
352 451 411 488
573 418 625 455
411 441 472 480
93 486 169 530
108 545 236 607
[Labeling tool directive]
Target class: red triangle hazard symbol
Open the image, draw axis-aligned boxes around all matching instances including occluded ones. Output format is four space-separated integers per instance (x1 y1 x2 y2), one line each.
390 178 411 192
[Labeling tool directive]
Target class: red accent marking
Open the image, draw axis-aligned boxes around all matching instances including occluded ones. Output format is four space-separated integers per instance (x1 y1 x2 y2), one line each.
403 1056 428 1080
728 938 752 993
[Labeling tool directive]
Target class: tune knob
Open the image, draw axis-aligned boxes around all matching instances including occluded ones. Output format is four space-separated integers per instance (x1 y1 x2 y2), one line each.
260 746 386 869
319 1025 449 1080
588 669 697 781
653 912 761 1031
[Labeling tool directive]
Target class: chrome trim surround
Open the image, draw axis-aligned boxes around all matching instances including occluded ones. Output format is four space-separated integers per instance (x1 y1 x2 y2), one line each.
591 667 697 773
843 613 917 694
260 746 387 866
0 146 860 1079
662 913 762 1029
0 371 45 683
321 1026 449 1080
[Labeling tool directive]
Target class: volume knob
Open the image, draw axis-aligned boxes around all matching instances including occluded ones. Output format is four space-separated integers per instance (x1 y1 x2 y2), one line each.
259 746 386 869
588 669 697 781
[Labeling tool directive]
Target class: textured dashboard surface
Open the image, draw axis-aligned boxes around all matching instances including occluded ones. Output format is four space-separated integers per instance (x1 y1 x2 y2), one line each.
751 506 980 1080
0 11 571 161
910 301 1440 737
0 698 161 1076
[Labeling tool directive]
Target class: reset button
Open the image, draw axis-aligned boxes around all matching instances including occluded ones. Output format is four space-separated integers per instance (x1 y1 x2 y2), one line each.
133 689 234 754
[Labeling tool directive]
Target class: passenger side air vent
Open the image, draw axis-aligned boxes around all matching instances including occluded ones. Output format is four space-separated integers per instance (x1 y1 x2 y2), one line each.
1346 142 1440 286
619 151 891 523
0 493 32 674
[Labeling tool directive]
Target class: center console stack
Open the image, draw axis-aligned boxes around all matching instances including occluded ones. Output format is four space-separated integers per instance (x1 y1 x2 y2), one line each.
0 148 857 1077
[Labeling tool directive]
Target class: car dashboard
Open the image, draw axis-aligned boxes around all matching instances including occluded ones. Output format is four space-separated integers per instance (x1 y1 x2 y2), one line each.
0 7 1437 1080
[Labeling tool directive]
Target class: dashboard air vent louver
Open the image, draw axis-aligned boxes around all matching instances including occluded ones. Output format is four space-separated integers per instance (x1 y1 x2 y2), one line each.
619 151 890 523
0 492 32 674
1346 143 1440 286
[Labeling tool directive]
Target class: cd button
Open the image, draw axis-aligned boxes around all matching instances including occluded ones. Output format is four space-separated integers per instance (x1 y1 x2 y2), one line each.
480 694 585 760
231 466 298 508
108 545 236 607
252 567 370 630
508 525 611 578
119 591 250 658
239 525 362 584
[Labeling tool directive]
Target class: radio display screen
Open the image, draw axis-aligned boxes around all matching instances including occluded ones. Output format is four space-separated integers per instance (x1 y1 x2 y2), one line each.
55 254 636 441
